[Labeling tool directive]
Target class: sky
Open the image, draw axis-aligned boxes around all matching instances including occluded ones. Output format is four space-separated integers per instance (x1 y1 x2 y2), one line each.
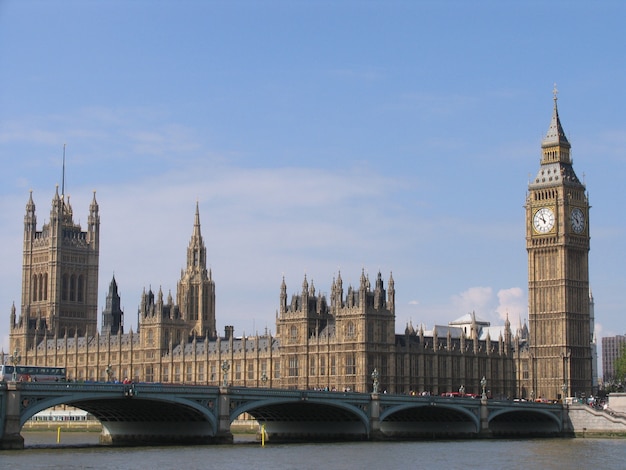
1 1 625 364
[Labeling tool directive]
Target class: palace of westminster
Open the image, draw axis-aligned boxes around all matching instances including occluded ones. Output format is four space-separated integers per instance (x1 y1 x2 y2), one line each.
5 95 597 401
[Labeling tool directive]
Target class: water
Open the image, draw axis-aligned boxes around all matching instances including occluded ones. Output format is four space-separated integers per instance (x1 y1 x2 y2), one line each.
1 433 625 470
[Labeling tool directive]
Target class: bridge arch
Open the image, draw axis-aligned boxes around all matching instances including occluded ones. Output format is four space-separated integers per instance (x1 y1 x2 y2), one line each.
488 406 562 436
379 402 480 438
15 383 222 446
230 396 371 442
20 392 218 431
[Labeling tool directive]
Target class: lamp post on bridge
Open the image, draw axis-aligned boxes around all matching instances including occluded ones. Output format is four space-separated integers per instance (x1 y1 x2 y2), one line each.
221 360 230 387
106 364 113 382
480 376 487 401
9 349 21 382
261 371 268 388
371 368 379 394
562 383 568 402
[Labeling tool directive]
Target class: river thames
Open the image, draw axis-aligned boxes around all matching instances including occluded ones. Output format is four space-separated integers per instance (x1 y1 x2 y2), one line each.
1 433 625 469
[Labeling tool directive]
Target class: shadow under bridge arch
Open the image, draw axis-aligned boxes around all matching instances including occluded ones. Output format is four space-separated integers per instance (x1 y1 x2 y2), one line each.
379 402 480 438
232 396 370 443
488 407 562 436
59 393 219 446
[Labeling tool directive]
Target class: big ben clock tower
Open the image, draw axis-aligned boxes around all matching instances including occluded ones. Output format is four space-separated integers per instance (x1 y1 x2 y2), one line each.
526 88 592 400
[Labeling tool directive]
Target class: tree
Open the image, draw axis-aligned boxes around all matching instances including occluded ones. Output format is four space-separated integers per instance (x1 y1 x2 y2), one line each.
614 344 626 385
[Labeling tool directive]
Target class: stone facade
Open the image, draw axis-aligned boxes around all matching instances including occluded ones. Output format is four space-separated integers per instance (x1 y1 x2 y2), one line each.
9 187 100 353
524 90 593 400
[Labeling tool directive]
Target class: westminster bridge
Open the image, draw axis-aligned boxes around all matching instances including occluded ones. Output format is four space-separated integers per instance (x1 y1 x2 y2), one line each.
0 381 580 449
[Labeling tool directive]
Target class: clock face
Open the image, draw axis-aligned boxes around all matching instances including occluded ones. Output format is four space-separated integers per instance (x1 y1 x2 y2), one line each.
571 207 585 233
533 207 555 234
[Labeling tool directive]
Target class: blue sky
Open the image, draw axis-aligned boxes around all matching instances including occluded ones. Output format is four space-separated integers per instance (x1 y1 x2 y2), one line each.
1 1 625 358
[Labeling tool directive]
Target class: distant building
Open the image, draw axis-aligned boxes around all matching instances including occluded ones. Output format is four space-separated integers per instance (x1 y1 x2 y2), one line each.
602 335 626 383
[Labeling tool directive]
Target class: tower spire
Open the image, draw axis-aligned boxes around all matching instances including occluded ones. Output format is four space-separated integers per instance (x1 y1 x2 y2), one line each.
194 200 201 238
61 144 66 199
542 84 570 149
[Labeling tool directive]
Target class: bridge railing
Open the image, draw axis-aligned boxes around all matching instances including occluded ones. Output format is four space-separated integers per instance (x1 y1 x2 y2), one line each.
6 381 221 395
228 386 371 402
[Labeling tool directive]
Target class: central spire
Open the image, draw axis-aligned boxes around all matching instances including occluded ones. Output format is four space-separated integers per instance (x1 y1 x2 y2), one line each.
187 201 206 272
193 200 202 240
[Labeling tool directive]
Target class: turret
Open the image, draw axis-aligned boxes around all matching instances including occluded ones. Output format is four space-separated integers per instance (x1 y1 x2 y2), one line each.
387 272 395 314
88 191 100 248
24 191 36 234
280 276 287 313
101 275 124 335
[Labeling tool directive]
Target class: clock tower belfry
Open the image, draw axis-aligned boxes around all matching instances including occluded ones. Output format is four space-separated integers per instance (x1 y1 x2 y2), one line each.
525 89 592 400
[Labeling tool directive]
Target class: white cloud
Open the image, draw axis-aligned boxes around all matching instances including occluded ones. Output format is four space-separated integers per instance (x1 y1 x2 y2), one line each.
496 287 526 323
451 286 493 314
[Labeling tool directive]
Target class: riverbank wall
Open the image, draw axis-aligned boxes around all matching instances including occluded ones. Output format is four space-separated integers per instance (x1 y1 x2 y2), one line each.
566 403 626 437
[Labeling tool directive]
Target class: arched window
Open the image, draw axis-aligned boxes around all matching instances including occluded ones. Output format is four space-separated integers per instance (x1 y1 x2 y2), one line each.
62 274 69 301
346 321 355 338
43 273 48 300
288 356 299 376
32 275 38 301
77 275 84 302
346 354 356 375
70 274 76 301
38 274 44 301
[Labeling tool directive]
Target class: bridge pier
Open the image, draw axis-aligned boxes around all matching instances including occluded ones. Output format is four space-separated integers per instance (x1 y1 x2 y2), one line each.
479 397 492 437
369 393 384 440
216 387 234 444
0 383 25 450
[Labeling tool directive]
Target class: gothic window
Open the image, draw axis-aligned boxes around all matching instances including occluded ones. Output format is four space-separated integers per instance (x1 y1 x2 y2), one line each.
38 274 44 301
190 285 199 320
346 355 356 375
77 275 84 302
235 361 242 380
198 364 205 382
32 275 38 301
274 361 281 379
320 356 326 376
248 362 254 380
147 330 154 346
288 356 298 376
43 273 48 300
163 366 169 382
70 274 76 301
346 321 355 339
145 366 154 383
331 356 336 376
202 289 210 320
186 364 193 382
310 357 316 376
62 274 69 301
290 325 298 341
